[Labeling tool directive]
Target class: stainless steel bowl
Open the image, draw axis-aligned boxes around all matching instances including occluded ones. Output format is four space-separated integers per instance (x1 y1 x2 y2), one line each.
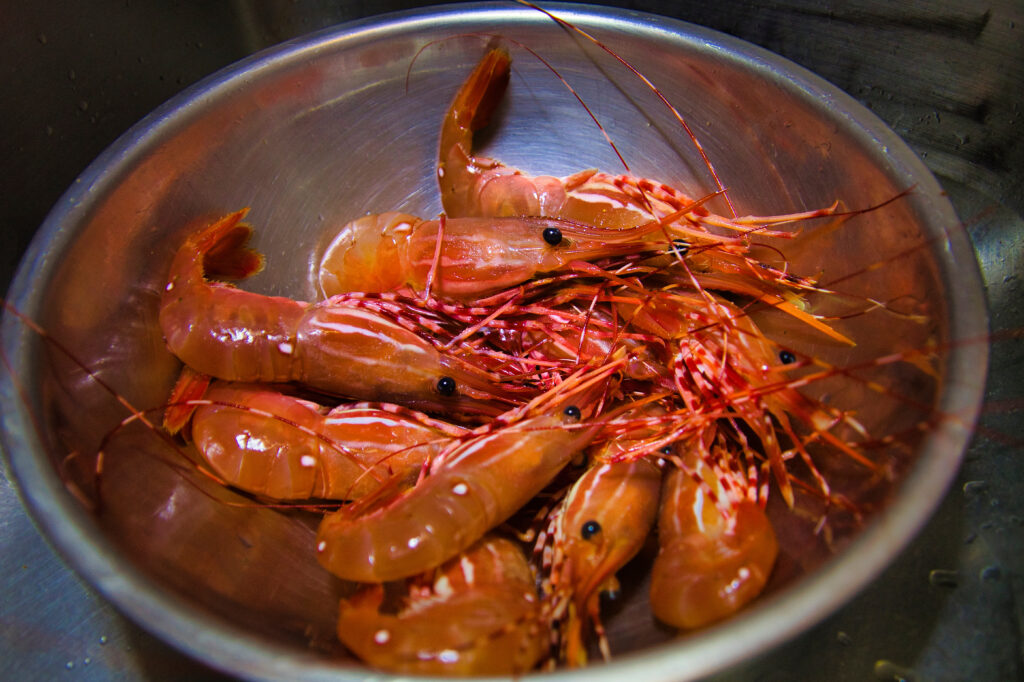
0 3 988 680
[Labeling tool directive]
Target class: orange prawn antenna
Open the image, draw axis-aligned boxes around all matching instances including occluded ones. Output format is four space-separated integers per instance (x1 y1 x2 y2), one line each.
515 0 737 217
2 300 158 432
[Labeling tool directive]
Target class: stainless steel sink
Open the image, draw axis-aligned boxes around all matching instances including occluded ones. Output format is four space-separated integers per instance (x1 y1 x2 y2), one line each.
2 1 1020 680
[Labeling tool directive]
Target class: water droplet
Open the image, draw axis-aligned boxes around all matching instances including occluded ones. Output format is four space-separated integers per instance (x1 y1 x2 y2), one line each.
837 631 853 646
83 657 91 665
874 659 919 681
962 480 987 497
68 69 76 81
99 635 108 645
65 661 74 670
78 100 89 112
46 125 54 136
980 564 1001 582
38 33 48 45
928 569 959 587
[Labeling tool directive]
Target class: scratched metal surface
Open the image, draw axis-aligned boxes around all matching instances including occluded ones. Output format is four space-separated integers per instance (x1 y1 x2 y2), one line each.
1 1 1021 680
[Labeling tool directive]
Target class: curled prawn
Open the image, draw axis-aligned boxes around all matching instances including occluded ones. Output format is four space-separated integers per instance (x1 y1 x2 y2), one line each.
159 209 524 418
335 534 548 675
315 360 620 583
438 47 838 241
650 441 778 630
438 47 663 229
180 381 469 500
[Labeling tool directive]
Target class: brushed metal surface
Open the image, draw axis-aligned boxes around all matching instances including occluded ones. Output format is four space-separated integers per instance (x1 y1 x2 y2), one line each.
1 2 1020 681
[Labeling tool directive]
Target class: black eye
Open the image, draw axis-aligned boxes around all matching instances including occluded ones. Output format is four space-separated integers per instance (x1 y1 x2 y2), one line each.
778 350 796 365
581 520 601 540
669 238 689 256
660 445 673 455
563 405 581 422
542 227 563 246
436 376 456 396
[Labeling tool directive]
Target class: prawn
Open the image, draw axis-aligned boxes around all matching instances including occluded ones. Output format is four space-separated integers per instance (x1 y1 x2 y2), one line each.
437 47 840 240
334 534 548 675
180 381 469 501
315 209 689 302
623 287 875 506
315 359 620 583
546 453 662 665
650 438 778 630
159 209 527 418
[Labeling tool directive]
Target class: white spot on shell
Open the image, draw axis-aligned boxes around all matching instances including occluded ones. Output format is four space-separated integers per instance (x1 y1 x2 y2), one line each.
407 536 420 549
165 281 174 292
317 540 326 553
438 649 459 663
434 575 453 598
452 482 468 496
373 629 390 644
738 567 751 580
437 167 445 178
300 455 316 468
278 341 294 355
459 556 475 585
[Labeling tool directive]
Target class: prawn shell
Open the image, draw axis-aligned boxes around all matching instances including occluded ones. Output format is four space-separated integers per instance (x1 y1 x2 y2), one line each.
316 410 601 583
189 383 465 500
335 535 547 675
650 466 778 629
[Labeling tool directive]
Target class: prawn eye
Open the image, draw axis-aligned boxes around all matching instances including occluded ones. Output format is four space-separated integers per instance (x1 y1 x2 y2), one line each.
581 520 601 540
669 238 689 256
778 350 796 365
563 405 581 422
660 445 673 455
542 227 563 246
436 376 457 396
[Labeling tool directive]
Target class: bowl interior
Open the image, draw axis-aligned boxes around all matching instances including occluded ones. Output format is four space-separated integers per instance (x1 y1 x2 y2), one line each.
1 4 986 680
